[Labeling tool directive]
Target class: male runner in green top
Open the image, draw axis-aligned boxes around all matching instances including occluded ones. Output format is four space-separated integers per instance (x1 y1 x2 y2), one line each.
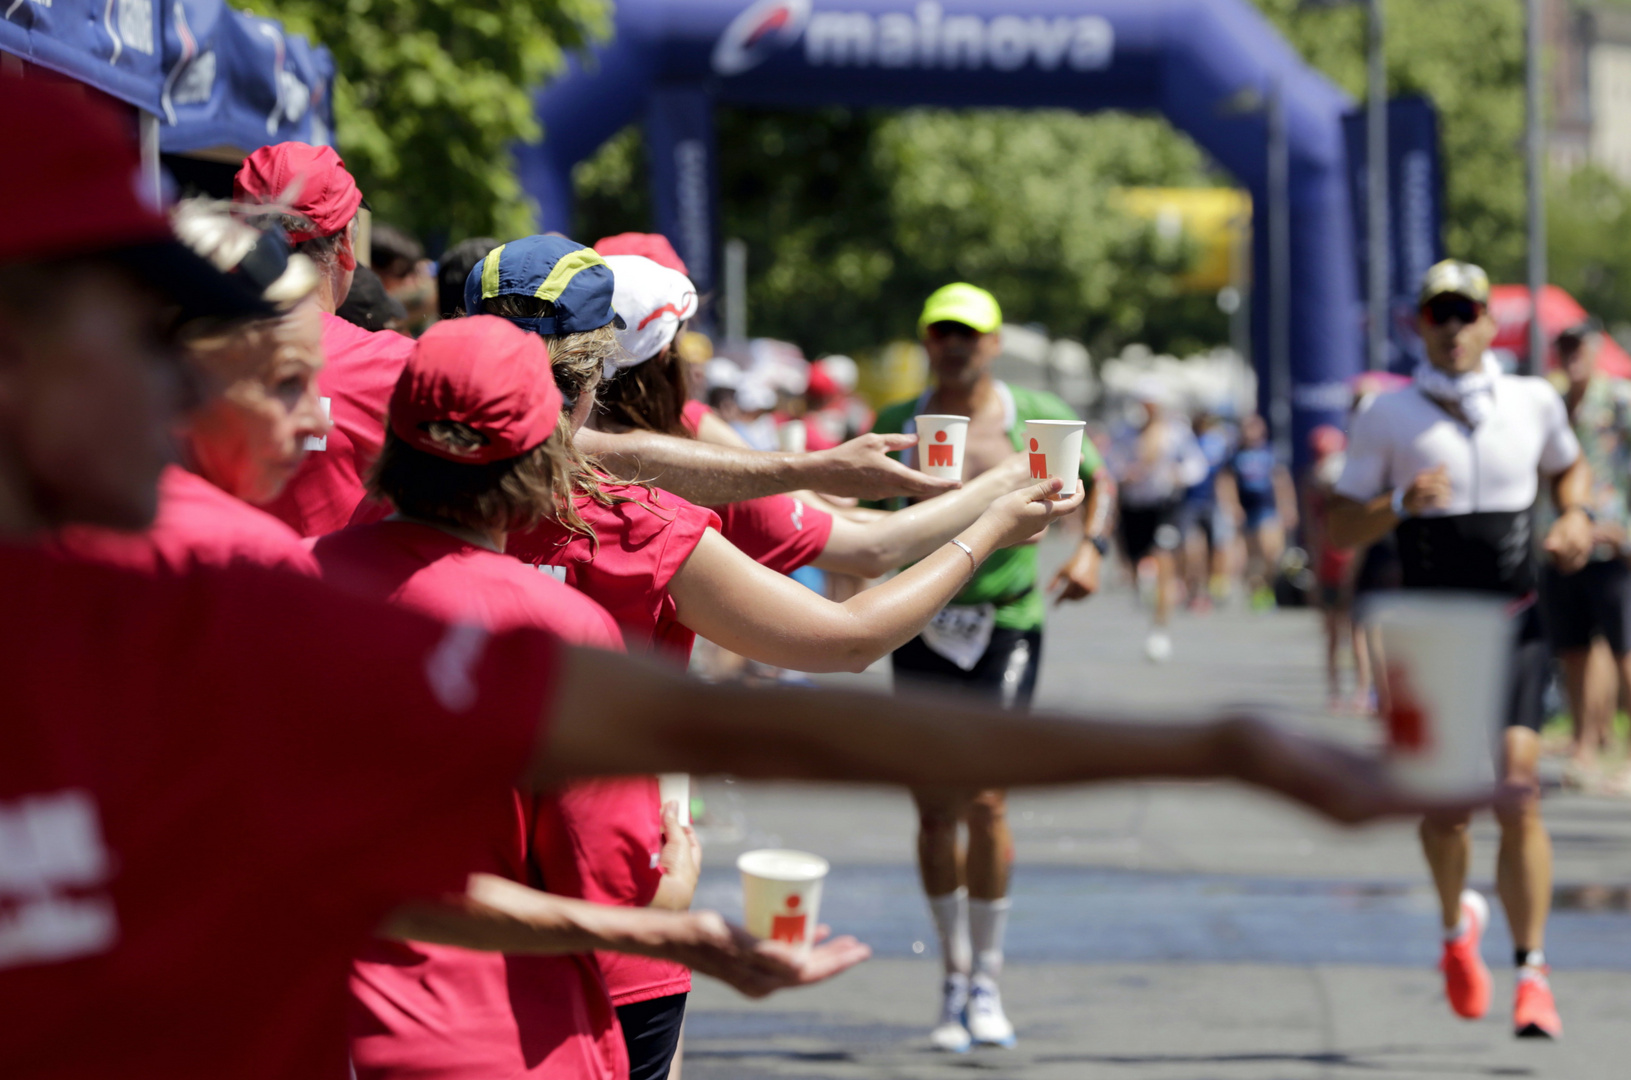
869 283 1115 1052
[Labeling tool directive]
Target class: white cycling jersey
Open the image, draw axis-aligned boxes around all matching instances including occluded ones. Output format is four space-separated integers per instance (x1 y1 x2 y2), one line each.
1335 369 1578 513
1336 361 1580 595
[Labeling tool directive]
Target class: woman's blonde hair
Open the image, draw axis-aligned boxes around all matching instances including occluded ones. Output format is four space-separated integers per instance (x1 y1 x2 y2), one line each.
369 421 597 538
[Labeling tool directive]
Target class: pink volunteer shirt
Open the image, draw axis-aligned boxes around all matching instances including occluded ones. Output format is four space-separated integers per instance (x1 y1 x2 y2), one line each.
313 520 631 1080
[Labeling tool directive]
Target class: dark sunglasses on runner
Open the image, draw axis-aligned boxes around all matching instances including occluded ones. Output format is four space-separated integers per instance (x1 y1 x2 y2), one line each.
927 320 981 340
1421 294 1483 327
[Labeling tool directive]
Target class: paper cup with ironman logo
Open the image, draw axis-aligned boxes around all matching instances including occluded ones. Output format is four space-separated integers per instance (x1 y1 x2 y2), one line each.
1023 419 1086 498
913 414 970 480
1363 592 1511 799
737 849 829 951
777 419 807 454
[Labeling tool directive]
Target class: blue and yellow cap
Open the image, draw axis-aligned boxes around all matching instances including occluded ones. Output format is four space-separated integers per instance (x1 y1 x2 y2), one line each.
464 234 625 336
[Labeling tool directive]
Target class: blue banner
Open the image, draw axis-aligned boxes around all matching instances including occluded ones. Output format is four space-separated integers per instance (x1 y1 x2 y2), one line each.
1 0 333 153
1343 96 1446 373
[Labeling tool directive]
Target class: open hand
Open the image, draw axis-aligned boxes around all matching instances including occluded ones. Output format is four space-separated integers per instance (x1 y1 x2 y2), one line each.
986 479 1086 549
1224 714 1510 825
807 434 962 500
667 912 872 998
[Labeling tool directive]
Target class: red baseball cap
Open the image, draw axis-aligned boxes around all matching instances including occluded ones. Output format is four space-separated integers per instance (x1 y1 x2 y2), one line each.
389 316 563 463
234 143 365 243
0 78 269 321
594 232 689 276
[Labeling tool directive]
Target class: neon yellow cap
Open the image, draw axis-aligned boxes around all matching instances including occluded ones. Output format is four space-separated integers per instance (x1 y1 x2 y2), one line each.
918 282 1003 337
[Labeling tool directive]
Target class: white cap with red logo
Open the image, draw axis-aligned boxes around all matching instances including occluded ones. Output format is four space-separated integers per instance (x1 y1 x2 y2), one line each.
604 255 699 371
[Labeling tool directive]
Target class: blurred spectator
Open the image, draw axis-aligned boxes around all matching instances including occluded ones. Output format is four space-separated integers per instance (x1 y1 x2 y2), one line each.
1303 424 1367 711
437 236 499 318
733 379 780 450
369 222 435 327
1543 320 1631 784
337 265 407 332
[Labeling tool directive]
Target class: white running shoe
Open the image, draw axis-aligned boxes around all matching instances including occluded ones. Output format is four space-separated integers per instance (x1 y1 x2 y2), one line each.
967 974 1016 1048
1144 630 1173 663
929 974 972 1053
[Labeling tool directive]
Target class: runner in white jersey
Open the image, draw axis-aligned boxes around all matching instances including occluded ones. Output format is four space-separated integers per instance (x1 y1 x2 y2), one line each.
1328 260 1593 1040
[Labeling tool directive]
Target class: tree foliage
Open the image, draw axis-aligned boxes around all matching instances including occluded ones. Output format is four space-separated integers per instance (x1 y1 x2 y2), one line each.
243 0 609 244
576 109 1224 357
1253 0 1528 281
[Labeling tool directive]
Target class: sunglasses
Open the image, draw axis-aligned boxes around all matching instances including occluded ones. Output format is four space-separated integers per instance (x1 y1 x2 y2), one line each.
927 321 981 340
1422 295 1484 327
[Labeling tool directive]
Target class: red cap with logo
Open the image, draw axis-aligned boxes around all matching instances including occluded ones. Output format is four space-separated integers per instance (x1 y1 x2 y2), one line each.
234 143 365 243
389 316 563 464
594 232 690 277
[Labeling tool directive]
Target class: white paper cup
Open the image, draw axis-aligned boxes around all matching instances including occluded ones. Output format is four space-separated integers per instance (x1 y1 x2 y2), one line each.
1363 592 1512 799
737 848 829 950
1023 419 1086 497
777 420 807 454
657 773 690 826
913 414 970 480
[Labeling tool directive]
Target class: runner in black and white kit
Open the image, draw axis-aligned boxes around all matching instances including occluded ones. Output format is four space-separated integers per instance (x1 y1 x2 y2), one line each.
1328 260 1593 1040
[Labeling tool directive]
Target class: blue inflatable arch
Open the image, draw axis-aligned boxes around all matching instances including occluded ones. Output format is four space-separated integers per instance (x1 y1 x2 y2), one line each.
522 0 1362 453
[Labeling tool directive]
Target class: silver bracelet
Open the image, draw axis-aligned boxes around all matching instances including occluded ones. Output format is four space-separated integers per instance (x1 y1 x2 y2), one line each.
949 538 976 566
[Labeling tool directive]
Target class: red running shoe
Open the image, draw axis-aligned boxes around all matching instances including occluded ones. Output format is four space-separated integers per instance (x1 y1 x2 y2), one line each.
1440 890 1491 1020
1513 968 1563 1039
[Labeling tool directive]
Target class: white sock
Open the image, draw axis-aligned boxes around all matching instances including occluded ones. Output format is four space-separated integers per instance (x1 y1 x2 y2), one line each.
1443 912 1470 941
927 888 971 975
968 897 1011 979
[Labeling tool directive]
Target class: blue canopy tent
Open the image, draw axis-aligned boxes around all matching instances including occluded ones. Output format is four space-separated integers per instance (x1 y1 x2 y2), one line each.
1 0 333 159
523 0 1364 464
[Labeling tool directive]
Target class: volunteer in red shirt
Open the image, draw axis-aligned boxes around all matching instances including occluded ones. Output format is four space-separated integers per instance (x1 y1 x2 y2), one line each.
54 201 326 576
470 238 1076 665
0 81 1504 1080
234 142 415 537
315 317 691 1080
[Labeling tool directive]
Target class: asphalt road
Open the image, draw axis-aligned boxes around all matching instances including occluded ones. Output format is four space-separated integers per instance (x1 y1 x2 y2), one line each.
679 540 1631 1079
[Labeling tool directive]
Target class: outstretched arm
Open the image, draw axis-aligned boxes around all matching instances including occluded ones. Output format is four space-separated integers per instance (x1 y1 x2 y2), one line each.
576 427 960 505
669 479 1083 672
533 650 1491 826
811 454 1032 577
384 874 870 1000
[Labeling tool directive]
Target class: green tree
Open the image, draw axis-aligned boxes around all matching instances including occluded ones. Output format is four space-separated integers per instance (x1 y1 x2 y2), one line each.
244 0 610 244
575 108 1223 358
1252 0 1527 279
1548 164 1631 331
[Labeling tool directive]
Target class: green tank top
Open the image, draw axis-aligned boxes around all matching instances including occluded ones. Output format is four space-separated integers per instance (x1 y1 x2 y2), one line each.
869 382 1102 632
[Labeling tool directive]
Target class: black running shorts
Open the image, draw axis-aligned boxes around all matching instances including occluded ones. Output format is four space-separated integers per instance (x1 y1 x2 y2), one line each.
892 627 1043 711
1539 558 1630 655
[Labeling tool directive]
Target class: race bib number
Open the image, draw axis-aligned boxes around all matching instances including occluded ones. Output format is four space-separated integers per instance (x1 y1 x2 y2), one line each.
919 603 997 672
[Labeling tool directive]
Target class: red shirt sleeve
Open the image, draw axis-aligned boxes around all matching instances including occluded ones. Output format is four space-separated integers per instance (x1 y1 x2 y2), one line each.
713 494 833 575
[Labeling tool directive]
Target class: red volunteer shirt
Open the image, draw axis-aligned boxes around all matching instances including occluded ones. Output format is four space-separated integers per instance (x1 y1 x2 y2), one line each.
262 313 413 538
508 481 719 658
680 401 833 574
52 464 318 577
313 522 674 1069
0 546 553 1080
